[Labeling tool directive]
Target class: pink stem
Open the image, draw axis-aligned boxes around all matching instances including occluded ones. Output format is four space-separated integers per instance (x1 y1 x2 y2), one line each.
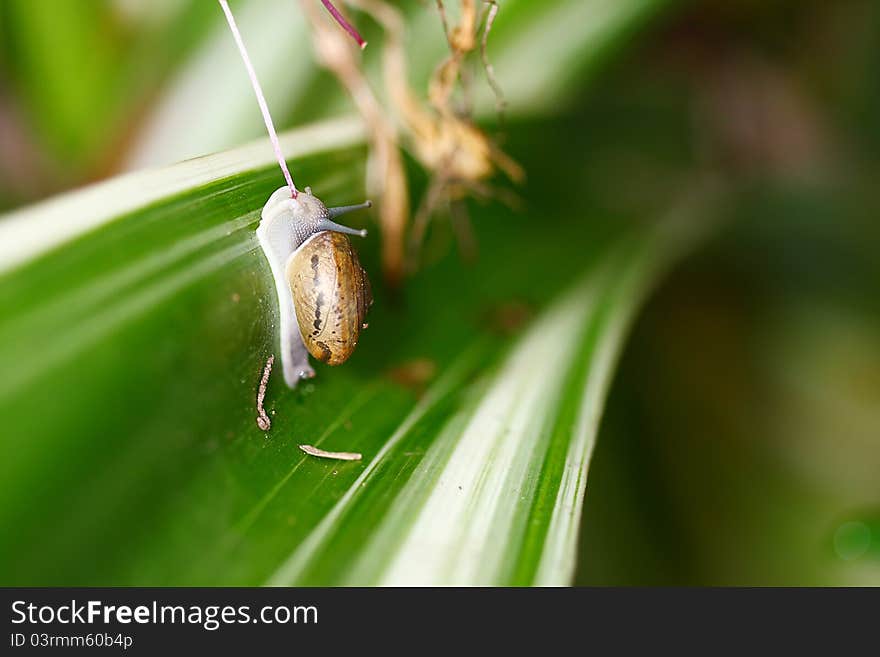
218 0 298 198
320 0 367 49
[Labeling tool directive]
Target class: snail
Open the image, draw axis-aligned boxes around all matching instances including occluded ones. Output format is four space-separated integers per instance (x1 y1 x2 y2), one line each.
217 0 374 388
257 185 373 388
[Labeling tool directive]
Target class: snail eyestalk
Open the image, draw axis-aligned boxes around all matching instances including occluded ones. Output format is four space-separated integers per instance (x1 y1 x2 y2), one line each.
328 200 373 219
320 200 372 237
320 0 368 50
218 0 298 198
317 218 368 238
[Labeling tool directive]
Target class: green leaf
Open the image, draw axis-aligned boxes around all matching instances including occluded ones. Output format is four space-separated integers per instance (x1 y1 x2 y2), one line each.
0 116 712 585
271 223 702 586
0 0 219 170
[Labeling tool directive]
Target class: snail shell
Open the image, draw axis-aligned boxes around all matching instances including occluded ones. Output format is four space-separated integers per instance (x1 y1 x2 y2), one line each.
287 231 372 366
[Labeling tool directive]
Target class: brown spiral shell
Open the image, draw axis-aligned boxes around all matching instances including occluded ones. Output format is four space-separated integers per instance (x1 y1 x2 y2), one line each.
286 231 372 366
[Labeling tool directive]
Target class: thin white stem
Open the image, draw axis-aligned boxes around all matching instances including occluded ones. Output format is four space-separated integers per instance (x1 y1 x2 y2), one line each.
218 0 298 198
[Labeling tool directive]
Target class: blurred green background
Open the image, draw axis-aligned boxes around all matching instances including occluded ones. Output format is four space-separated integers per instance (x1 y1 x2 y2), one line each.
0 0 878 585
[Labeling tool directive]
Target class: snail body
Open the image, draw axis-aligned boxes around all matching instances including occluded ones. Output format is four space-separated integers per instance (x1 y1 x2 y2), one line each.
256 186 372 387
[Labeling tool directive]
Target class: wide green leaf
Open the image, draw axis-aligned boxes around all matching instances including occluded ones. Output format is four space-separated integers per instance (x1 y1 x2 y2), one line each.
0 114 712 585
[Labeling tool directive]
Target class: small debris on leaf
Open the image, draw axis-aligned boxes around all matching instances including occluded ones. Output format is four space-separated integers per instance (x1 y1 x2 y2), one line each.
256 354 274 431
387 358 437 392
483 300 534 336
299 444 362 461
